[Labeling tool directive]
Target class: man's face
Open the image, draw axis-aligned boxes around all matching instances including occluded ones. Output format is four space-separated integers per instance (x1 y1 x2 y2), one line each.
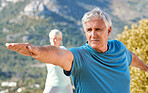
84 18 111 52
49 35 62 47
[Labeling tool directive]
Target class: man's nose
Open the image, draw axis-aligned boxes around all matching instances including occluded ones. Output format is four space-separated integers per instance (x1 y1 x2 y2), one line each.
92 30 97 38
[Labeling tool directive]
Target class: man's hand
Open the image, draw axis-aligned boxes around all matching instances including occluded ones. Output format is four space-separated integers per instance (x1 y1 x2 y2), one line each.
5 43 40 58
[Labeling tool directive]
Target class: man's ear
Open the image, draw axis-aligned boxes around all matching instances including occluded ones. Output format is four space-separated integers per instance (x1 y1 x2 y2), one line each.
108 26 112 36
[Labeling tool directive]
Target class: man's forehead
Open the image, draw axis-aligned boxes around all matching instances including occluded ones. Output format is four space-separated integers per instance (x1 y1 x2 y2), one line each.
84 19 106 28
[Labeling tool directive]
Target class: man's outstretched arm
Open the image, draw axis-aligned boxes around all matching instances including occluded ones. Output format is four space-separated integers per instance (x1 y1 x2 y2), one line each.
130 51 148 72
5 43 74 71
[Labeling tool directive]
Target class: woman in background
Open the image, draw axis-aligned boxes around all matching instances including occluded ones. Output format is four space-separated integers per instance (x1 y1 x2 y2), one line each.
43 29 73 93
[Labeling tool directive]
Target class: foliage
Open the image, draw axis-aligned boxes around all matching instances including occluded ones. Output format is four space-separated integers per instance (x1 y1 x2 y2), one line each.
0 0 147 92
117 19 148 93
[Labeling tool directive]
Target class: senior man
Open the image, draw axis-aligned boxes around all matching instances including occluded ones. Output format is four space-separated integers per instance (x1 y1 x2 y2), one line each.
6 7 148 93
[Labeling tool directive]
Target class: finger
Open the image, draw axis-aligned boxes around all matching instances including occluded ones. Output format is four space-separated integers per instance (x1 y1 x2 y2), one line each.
5 43 21 47
5 43 10 47
5 43 14 48
5 43 34 57
5 43 19 51
6 43 30 53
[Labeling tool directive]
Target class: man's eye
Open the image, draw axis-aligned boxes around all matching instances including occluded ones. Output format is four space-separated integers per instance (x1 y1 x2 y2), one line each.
96 28 101 31
87 29 92 32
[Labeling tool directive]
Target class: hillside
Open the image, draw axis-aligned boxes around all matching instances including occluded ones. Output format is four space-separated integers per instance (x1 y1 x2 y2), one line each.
0 0 148 92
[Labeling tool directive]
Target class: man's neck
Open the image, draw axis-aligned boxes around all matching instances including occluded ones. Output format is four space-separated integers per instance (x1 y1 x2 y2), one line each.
94 45 108 53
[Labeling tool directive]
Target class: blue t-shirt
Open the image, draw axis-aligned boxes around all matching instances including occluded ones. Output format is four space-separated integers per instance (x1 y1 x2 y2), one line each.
64 40 132 93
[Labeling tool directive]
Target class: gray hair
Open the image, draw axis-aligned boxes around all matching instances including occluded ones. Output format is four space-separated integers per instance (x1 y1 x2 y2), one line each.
82 7 112 29
49 29 62 39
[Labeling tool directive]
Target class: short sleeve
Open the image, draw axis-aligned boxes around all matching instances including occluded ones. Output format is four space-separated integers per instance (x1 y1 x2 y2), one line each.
117 40 132 66
64 47 83 76
126 49 132 66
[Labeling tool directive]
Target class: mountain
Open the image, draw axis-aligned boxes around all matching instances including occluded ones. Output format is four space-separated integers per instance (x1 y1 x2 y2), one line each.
0 0 148 92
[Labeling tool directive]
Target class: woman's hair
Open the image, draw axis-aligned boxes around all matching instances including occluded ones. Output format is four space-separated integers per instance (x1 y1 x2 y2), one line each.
82 7 112 29
49 29 62 39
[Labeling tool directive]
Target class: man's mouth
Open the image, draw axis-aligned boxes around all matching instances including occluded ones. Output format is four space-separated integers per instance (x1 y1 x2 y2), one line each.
91 40 100 43
91 40 99 41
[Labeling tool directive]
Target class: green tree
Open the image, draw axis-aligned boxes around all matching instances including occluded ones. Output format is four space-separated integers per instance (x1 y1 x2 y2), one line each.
117 19 148 93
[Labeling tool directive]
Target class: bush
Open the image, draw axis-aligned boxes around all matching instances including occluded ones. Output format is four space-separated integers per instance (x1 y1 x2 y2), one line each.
117 19 148 93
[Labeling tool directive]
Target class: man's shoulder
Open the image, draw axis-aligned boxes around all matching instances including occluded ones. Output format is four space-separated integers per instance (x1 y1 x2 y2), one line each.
68 44 88 53
108 40 127 51
108 40 124 46
108 39 121 43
